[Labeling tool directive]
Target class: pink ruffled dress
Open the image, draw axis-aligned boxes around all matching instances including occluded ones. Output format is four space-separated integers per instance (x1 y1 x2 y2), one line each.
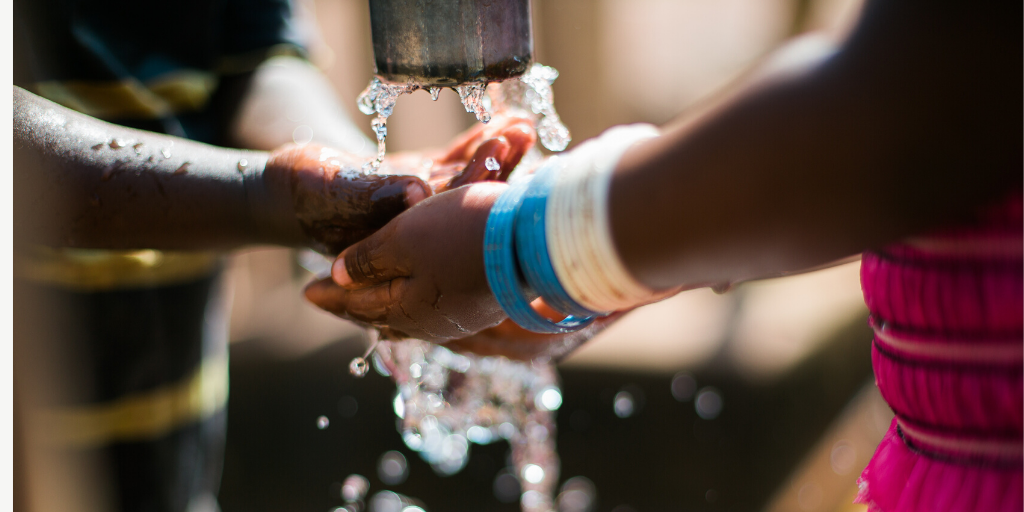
855 192 1023 512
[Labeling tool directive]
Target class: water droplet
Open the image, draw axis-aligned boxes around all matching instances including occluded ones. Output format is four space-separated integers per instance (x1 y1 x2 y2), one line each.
349 357 369 377
671 372 696 402
493 470 521 503
695 387 723 419
557 476 597 512
711 282 733 294
132 142 144 155
237 159 249 173
317 415 330 429
455 83 492 123
429 87 441 101
484 156 500 172
109 138 127 149
160 148 172 159
830 440 856 475
173 162 190 175
613 391 635 418
378 450 409 485
341 474 370 502
535 386 562 411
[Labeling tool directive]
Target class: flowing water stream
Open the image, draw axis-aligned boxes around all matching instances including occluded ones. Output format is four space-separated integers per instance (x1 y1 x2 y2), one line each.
346 63 574 512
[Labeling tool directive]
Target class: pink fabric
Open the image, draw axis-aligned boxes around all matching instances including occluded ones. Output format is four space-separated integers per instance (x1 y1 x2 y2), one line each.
855 193 1023 512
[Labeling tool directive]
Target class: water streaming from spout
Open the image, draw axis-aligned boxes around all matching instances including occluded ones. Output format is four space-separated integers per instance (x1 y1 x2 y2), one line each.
374 339 560 512
355 62 573 171
348 63 574 512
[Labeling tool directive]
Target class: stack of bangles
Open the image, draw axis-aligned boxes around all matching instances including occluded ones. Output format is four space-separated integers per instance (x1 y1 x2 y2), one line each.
483 124 661 333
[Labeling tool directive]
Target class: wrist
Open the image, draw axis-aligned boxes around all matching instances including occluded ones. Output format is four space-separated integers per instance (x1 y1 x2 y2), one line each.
481 124 661 333
243 150 305 246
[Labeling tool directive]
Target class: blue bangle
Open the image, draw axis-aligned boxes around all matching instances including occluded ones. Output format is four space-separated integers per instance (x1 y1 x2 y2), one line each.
515 159 598 317
484 181 595 333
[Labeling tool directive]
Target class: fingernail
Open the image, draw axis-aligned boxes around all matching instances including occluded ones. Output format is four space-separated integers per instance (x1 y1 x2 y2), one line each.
332 252 352 287
405 182 428 207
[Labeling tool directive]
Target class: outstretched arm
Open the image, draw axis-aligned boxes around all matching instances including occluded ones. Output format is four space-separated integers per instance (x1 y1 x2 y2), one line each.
14 86 536 253
611 0 1021 290
13 86 427 251
306 0 1021 344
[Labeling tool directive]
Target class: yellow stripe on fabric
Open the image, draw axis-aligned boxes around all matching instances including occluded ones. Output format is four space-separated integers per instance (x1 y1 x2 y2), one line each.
15 247 220 292
34 70 218 120
35 354 229 449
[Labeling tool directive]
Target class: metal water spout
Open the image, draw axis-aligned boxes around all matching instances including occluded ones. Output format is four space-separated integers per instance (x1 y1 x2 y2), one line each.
368 0 533 86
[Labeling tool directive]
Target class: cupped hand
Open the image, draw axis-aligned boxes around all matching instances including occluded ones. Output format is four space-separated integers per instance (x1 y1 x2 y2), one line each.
442 302 627 361
265 116 536 254
304 182 508 341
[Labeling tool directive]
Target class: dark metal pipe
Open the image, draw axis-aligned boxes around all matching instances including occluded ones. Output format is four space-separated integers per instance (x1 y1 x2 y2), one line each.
369 0 533 86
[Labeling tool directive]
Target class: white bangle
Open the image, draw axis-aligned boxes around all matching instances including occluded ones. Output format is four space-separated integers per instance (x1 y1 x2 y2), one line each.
545 124 660 313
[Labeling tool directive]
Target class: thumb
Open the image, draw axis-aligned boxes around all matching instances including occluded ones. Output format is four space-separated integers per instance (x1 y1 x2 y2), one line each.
331 220 408 289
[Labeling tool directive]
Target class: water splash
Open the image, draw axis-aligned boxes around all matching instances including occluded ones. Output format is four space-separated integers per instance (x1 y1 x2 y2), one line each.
485 157 501 172
454 83 492 124
375 339 560 512
356 77 416 170
355 61 571 173
513 64 571 151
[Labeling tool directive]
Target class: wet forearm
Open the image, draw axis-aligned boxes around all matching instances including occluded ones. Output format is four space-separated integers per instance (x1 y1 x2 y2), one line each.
610 0 1020 290
13 86 302 250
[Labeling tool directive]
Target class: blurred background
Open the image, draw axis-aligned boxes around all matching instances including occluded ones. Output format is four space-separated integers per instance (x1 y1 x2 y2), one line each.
218 0 895 511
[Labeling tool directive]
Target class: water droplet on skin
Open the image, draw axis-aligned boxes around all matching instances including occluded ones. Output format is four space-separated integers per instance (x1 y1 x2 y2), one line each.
160 148 171 159
711 282 732 294
317 415 330 429
350 357 369 377
237 159 249 173
109 138 127 149
132 142 144 155
484 157 500 172
174 162 190 175
429 87 441 101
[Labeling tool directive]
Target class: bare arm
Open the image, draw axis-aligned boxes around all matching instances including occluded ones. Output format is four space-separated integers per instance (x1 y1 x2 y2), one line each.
13 86 292 250
304 0 1022 343
12 86 434 253
611 0 1022 290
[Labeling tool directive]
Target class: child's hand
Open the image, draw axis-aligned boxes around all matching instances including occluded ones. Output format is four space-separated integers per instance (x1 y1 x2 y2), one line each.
442 305 626 361
304 182 508 341
265 116 536 254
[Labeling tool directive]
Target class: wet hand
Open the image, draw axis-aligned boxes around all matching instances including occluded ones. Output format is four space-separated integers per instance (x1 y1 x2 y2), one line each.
304 182 508 342
265 116 536 254
442 303 626 361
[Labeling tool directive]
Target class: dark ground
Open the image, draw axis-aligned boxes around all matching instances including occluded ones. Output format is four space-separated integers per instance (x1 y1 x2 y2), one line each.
219 315 872 512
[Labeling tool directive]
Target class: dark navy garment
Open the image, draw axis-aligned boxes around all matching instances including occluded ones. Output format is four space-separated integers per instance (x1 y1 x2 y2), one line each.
14 1 308 511
14 0 306 144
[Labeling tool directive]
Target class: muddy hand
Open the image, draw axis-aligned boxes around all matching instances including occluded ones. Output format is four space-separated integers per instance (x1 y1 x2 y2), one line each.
304 183 507 342
265 145 431 255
